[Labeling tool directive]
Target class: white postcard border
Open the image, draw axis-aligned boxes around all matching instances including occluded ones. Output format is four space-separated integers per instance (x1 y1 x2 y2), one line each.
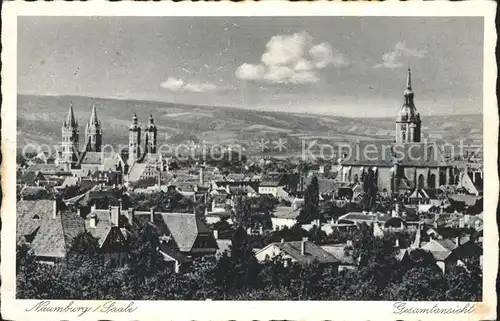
1 1 498 320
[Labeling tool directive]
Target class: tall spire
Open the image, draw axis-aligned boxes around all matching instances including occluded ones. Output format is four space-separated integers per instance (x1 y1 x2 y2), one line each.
65 103 77 127
406 68 412 90
88 104 99 126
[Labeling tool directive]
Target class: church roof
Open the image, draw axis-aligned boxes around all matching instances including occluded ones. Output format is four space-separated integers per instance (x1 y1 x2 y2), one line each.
64 104 78 128
87 104 100 127
397 68 420 123
340 141 448 167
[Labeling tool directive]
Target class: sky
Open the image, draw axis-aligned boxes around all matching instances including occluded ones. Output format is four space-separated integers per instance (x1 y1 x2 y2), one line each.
18 16 484 118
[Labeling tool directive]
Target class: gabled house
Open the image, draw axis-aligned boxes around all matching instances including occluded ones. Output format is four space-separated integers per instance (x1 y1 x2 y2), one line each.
258 173 292 198
134 211 218 258
17 199 85 264
85 205 129 266
255 239 339 269
321 243 357 271
271 205 300 229
16 171 47 187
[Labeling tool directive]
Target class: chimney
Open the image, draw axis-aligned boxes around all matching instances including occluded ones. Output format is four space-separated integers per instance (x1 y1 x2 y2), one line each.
455 236 460 247
259 225 264 235
346 240 353 247
150 207 155 223
213 230 219 240
199 166 205 185
91 203 97 212
280 238 285 244
53 199 58 219
110 206 120 227
395 237 400 248
89 215 97 228
301 237 307 255
126 208 135 224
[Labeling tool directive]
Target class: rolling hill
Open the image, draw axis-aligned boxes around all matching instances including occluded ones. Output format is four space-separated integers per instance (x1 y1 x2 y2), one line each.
16 94 483 156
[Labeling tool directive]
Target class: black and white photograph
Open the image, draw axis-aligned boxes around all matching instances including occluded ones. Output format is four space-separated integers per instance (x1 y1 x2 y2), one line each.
1 2 497 320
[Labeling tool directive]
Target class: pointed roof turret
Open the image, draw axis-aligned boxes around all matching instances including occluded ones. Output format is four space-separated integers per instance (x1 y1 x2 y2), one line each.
406 67 412 90
398 68 418 121
64 103 78 128
403 68 413 97
129 113 140 131
88 104 100 127
146 114 157 132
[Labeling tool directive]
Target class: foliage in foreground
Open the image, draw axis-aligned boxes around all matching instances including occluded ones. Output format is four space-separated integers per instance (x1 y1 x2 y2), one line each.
17 227 482 301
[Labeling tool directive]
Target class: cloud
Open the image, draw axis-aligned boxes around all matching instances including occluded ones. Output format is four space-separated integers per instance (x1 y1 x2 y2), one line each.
236 32 347 85
235 63 266 81
374 41 427 69
309 42 348 69
160 77 217 93
160 77 185 91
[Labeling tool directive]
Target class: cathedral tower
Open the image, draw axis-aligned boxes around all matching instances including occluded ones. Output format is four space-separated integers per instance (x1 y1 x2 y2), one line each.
128 113 141 165
61 103 79 166
144 114 158 154
395 68 421 143
84 104 102 152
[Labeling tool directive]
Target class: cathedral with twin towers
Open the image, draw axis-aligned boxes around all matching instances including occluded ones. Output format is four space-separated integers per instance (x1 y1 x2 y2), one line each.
59 68 445 192
60 104 160 173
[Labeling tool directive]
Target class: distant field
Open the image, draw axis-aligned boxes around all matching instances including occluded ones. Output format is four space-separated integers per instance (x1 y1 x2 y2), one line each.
17 94 483 154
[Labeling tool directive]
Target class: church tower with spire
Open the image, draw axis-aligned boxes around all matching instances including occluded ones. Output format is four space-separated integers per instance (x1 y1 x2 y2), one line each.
61 103 79 166
128 113 141 166
84 104 102 152
144 114 158 154
395 68 421 143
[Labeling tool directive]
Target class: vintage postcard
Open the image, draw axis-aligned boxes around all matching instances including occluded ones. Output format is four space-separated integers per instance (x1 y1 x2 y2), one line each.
1 1 497 320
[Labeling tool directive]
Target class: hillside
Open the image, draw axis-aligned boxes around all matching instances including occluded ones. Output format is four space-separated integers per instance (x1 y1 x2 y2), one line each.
17 94 483 155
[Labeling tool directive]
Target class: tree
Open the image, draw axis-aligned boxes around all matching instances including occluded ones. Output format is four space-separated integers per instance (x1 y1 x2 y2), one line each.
231 193 252 229
444 264 482 301
385 265 447 301
297 176 319 223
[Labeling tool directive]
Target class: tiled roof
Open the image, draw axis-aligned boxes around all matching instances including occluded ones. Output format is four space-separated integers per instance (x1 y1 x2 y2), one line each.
420 239 458 261
60 211 85 246
159 243 190 263
27 164 68 174
17 171 46 185
339 212 392 223
20 186 50 199
17 200 70 258
31 215 66 258
273 206 300 219
228 185 256 194
86 209 112 246
61 176 79 188
134 212 213 252
76 151 113 166
321 244 356 265
340 141 448 167
317 178 337 195
16 200 51 244
260 173 286 187
448 194 482 206
216 239 232 257
272 241 339 265
160 213 204 252
127 163 148 182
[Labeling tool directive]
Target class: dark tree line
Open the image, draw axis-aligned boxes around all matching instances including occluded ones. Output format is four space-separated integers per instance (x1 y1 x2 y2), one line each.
17 224 481 301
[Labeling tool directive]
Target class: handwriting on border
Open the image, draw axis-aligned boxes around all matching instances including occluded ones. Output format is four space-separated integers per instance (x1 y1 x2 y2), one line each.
26 301 138 317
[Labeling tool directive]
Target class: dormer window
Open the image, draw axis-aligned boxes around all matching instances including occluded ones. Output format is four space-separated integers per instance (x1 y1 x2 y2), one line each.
32 214 40 220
